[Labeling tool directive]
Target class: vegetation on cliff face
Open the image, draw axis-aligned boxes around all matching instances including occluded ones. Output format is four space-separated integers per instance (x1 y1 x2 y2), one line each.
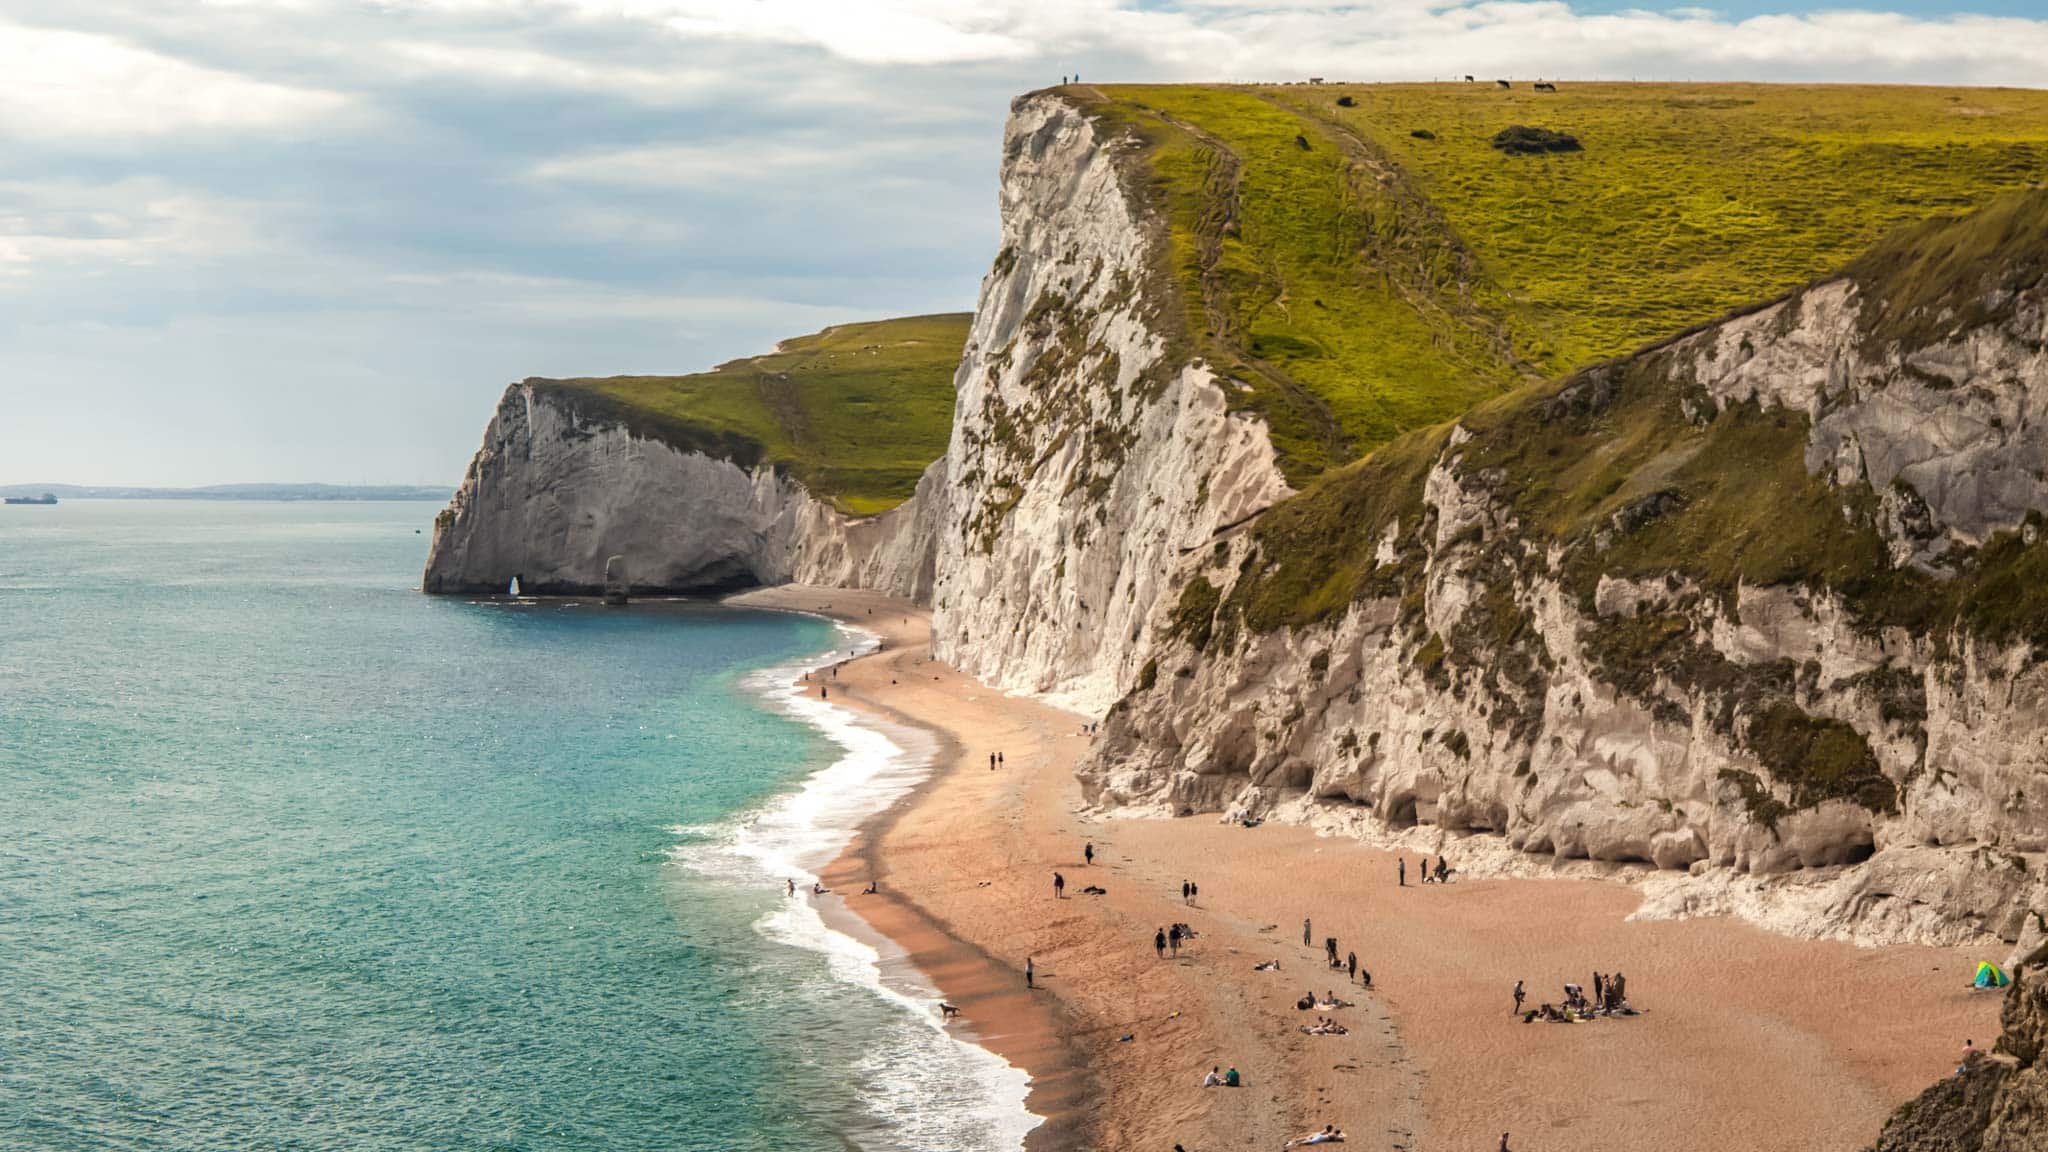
1070 81 2048 483
1189 190 2048 822
529 313 969 516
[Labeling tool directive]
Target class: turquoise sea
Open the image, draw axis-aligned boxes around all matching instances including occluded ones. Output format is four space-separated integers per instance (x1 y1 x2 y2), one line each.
0 501 1030 1151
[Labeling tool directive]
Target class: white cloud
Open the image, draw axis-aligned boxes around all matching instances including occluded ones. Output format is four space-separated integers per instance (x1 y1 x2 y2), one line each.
0 19 349 139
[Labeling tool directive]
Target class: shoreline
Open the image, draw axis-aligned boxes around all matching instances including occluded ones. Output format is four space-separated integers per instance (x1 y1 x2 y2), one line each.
730 585 2001 1152
731 589 1090 1151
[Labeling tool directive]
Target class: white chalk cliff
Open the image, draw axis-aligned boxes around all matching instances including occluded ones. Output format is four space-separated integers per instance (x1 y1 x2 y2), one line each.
423 380 942 599
428 93 2048 953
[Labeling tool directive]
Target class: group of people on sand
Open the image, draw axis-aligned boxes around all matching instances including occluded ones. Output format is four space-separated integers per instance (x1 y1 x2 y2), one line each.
1304 919 1372 987
1396 854 1453 885
1155 922 1199 958
1515 969 1638 1022
1199 1065 1242 1088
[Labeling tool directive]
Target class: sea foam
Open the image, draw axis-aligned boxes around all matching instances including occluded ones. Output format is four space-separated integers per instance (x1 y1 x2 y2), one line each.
676 622 1039 1152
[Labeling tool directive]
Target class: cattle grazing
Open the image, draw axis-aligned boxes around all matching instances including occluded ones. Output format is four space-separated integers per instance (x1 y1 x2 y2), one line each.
1496 79 1511 89
1534 81 1557 92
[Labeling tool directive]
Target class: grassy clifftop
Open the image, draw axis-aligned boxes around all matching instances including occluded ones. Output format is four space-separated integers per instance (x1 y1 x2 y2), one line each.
531 313 969 516
1074 81 2048 482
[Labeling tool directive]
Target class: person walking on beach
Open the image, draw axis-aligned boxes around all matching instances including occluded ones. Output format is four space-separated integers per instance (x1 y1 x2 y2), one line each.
990 752 996 771
1026 956 1035 989
786 878 795 897
1181 880 1191 904
1189 881 1198 904
1513 980 1525 1014
1155 928 1167 959
1593 972 1604 1007
1169 924 1182 956
998 751 1005 767
1347 951 1357 982
1085 842 1094 866
1303 917 1312 947
1398 857 1406 886
1053 872 1065 899
1500 1133 1512 1152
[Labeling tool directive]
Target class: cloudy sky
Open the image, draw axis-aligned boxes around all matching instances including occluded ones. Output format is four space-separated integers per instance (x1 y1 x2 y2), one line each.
2 1 2045 487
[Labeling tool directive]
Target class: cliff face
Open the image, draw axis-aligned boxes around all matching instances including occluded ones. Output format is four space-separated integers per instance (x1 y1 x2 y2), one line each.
927 94 1291 713
422 381 939 598
1084 195 2048 950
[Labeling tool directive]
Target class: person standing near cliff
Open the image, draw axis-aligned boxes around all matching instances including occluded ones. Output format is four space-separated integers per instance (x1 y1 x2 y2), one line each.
1026 956 1035 989
1085 842 1094 866
1303 917 1312 947
1398 858 1405 886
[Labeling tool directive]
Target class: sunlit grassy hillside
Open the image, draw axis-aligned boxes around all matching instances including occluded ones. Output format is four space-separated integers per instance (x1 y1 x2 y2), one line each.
531 314 969 516
1077 81 2048 482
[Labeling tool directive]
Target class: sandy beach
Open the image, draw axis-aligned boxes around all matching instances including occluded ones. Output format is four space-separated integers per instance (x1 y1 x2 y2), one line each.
734 585 2000 1152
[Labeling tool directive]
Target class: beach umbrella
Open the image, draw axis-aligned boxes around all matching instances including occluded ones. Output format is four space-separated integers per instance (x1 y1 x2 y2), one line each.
1974 961 2010 989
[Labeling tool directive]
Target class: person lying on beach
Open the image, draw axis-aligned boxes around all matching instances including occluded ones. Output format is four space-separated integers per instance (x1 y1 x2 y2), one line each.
1316 992 1354 1009
1300 1018 1348 1036
1081 884 1107 895
1284 1124 1345 1146
1253 960 1281 971
1202 1066 1225 1087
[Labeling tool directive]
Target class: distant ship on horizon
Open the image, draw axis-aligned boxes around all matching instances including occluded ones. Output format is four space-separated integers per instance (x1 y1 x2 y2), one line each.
4 492 57 505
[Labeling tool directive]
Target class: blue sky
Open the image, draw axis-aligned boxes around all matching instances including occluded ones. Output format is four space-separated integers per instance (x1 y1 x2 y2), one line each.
2 1 2045 487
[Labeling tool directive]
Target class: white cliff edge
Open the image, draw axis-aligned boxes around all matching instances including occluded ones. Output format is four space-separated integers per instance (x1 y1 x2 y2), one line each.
423 380 942 599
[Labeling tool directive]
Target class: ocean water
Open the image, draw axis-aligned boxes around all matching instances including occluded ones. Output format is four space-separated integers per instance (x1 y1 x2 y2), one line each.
0 501 1031 1152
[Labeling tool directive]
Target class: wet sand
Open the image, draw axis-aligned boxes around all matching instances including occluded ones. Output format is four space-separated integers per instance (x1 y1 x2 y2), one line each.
734 585 1998 1152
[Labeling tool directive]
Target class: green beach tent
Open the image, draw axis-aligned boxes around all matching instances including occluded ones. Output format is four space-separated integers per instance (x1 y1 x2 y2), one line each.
1974 961 2011 989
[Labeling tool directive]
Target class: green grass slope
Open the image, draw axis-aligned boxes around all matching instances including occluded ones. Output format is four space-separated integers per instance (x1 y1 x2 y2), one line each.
1229 188 2048 648
1074 81 2048 482
530 313 969 517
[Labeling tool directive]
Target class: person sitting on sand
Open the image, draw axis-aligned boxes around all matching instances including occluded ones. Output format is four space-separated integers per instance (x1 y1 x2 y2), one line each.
1224 1067 1241 1087
862 881 877 895
1435 856 1448 883
1202 1066 1225 1087
1297 992 1315 1011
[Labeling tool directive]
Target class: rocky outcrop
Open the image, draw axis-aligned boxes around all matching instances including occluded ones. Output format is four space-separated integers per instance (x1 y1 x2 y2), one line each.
1086 196 2048 951
422 381 940 598
1872 944 2048 1151
928 93 1291 714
